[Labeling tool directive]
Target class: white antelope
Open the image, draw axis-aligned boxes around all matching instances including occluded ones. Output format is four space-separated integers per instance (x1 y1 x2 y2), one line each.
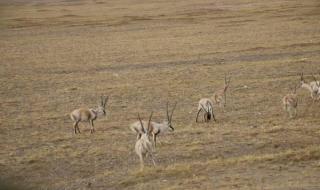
196 98 216 123
282 86 298 118
135 112 156 171
130 102 177 148
70 96 108 134
300 73 320 102
213 74 231 107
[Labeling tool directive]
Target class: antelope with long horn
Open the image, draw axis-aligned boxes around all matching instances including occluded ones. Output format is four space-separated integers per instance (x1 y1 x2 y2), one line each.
135 112 156 171
130 102 177 148
200 104 212 122
213 74 231 107
300 73 320 102
196 98 216 123
282 85 298 118
70 96 108 134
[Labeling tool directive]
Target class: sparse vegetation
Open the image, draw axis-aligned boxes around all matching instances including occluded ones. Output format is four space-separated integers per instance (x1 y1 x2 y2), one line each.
1 0 320 189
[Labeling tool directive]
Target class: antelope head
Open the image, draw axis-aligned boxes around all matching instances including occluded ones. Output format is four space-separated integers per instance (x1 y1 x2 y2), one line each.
96 95 108 117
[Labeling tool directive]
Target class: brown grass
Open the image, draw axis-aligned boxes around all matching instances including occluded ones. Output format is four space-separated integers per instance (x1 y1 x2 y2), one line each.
1 0 320 189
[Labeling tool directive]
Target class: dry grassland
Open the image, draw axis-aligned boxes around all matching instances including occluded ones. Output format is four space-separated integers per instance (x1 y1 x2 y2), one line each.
0 0 320 189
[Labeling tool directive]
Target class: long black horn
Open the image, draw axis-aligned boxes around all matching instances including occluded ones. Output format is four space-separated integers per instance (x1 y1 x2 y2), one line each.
100 96 103 106
137 113 145 133
166 101 170 121
224 74 226 85
300 72 304 81
170 102 177 122
147 111 153 134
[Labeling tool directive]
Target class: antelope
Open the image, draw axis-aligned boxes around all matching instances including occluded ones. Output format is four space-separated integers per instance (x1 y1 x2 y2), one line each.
282 86 298 118
135 112 156 171
196 98 216 123
70 96 108 134
300 73 320 102
201 104 212 122
213 74 232 107
130 102 177 148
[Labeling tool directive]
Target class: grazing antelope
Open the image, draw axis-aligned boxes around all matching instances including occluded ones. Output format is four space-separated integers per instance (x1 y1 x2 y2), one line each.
200 104 212 122
130 102 177 148
70 96 108 134
196 98 216 123
213 74 232 107
300 73 320 102
135 112 156 171
282 86 298 118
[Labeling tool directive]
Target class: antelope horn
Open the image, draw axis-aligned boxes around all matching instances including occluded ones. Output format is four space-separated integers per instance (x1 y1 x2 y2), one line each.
137 113 145 133
170 102 177 122
312 74 320 87
166 101 170 121
147 111 153 134
224 74 227 85
228 75 232 85
293 84 297 94
300 72 304 81
104 96 109 107
101 96 104 106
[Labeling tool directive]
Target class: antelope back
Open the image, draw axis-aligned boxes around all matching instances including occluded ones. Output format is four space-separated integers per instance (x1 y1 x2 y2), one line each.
70 108 94 122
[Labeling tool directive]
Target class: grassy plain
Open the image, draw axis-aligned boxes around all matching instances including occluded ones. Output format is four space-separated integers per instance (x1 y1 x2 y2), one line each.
0 0 320 189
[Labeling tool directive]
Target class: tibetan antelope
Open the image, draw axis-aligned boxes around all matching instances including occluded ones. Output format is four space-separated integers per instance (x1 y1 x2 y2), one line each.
282 86 298 118
135 112 156 171
196 98 216 123
70 96 108 134
300 73 320 102
201 104 212 122
130 102 177 148
213 74 231 107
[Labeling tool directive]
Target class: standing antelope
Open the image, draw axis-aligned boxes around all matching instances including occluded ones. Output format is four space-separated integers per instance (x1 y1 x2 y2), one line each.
135 112 156 171
213 74 232 107
70 96 108 134
282 86 298 118
196 98 216 123
130 102 177 148
300 73 320 102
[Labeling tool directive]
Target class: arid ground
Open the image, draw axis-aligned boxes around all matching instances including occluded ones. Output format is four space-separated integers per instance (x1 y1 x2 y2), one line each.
0 0 320 189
